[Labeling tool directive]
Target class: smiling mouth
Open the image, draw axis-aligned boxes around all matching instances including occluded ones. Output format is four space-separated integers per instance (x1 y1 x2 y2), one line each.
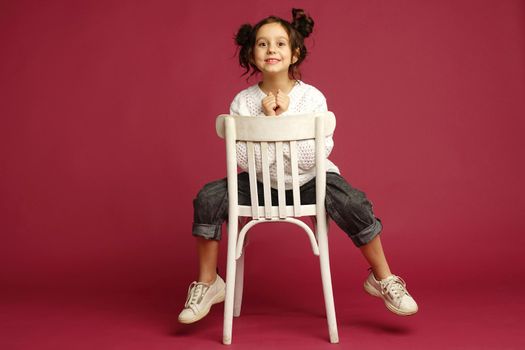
265 58 280 63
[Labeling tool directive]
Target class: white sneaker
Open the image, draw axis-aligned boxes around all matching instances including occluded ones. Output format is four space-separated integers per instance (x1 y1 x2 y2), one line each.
178 275 226 324
364 272 418 316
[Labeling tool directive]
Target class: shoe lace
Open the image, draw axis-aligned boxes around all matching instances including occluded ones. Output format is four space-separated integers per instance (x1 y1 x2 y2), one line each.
380 275 408 301
184 282 210 314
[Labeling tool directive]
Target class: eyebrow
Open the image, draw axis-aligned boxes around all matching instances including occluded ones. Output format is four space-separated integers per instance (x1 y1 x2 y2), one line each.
256 36 289 42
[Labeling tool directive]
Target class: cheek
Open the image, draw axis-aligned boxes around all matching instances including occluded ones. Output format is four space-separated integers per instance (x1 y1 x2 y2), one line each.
254 49 265 60
251 50 260 62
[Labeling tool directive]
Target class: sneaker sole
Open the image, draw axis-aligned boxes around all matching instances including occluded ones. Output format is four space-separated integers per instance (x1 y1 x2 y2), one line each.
178 287 226 324
363 280 417 316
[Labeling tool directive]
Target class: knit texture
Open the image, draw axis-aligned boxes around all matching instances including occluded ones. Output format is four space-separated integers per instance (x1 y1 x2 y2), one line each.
229 81 340 189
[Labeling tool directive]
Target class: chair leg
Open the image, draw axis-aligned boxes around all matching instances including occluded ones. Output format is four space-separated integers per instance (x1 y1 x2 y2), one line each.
234 220 248 317
233 253 245 317
317 221 339 344
223 221 239 345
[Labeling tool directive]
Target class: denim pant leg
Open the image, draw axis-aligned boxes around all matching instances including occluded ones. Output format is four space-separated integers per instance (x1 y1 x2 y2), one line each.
324 173 383 247
192 173 252 241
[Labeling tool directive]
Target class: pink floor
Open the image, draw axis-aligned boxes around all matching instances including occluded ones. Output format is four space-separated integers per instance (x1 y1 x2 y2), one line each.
1 279 523 349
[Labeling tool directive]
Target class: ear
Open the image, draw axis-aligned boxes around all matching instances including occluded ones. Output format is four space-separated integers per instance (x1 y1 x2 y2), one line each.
292 48 300 64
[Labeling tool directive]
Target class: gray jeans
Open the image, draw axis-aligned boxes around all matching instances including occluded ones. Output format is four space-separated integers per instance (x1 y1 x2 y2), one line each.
192 172 382 247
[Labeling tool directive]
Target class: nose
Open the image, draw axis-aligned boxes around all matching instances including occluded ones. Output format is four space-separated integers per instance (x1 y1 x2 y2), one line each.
267 44 277 54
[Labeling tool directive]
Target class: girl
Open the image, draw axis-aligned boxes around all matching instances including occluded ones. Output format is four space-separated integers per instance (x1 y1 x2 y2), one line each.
178 8 418 324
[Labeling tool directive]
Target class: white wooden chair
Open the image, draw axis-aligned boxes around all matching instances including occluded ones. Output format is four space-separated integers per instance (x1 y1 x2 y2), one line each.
215 112 339 344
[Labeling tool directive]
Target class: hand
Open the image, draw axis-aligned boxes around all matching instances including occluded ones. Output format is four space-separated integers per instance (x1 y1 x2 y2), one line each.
262 89 290 116
274 89 289 115
262 92 277 116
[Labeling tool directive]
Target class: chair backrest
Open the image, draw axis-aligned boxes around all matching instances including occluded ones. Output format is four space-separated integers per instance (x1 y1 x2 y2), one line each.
216 112 336 220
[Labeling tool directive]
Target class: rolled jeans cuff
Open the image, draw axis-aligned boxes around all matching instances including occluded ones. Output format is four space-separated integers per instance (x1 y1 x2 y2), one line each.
352 218 383 247
192 223 222 241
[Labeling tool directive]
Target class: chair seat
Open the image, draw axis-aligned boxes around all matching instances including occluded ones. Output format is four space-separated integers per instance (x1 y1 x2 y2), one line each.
238 204 317 218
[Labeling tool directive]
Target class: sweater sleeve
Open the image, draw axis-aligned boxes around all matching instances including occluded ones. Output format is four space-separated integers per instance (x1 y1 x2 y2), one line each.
229 92 241 115
293 91 335 171
229 92 250 171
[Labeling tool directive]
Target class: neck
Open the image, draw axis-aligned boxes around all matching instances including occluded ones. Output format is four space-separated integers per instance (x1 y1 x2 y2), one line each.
259 74 296 95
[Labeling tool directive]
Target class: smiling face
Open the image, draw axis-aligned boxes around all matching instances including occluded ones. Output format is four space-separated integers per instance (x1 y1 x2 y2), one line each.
252 22 299 76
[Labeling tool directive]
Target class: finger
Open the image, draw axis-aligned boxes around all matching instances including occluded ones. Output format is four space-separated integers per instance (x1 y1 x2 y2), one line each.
263 98 276 107
264 96 274 104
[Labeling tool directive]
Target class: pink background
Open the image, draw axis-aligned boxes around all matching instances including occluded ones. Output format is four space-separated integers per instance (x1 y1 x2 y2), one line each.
1 0 524 349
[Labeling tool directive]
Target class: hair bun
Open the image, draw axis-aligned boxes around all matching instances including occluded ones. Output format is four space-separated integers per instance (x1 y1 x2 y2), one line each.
291 8 314 38
235 23 253 46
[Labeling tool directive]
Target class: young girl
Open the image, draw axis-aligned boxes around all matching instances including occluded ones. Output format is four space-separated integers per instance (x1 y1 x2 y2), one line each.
178 8 418 324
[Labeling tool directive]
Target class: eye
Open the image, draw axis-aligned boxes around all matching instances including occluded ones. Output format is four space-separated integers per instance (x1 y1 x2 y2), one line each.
257 42 267 47
278 42 287 47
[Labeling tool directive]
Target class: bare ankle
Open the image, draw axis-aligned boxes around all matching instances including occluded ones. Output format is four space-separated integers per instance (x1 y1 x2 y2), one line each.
198 273 217 284
370 268 392 281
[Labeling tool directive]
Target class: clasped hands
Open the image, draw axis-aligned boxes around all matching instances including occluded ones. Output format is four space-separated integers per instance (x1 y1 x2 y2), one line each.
262 89 290 116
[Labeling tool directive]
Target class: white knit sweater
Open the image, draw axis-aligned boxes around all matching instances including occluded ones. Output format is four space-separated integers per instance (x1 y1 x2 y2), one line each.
229 81 340 189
